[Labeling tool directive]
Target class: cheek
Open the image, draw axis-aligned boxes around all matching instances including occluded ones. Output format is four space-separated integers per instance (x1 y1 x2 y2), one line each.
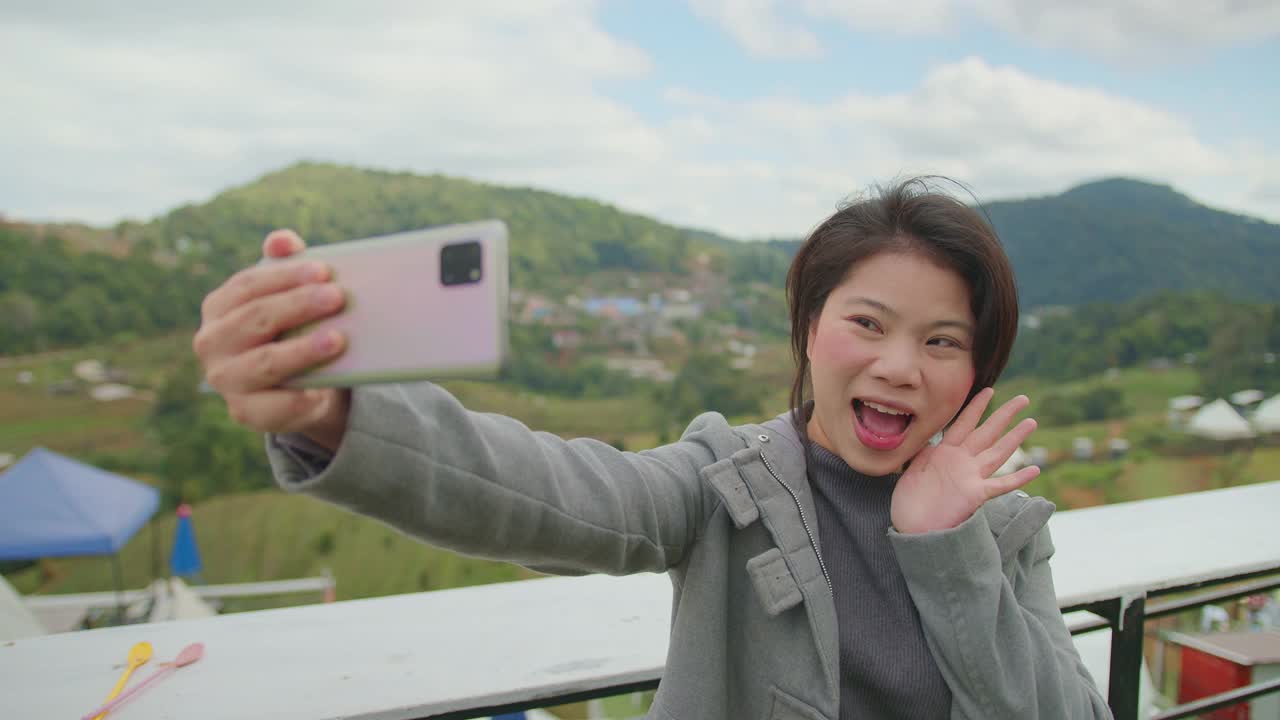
810 329 873 378
939 365 977 418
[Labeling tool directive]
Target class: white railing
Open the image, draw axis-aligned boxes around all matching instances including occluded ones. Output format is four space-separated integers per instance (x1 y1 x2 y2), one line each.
3 481 1279 720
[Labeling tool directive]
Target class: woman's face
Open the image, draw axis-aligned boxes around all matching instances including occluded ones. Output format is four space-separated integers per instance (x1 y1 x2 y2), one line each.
806 250 977 476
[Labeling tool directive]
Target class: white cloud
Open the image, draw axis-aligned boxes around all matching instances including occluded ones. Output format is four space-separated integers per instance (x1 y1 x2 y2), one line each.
0 6 1275 240
692 0 1280 60
800 0 954 35
648 57 1276 232
1 1 659 224
977 0 1280 59
688 0 823 59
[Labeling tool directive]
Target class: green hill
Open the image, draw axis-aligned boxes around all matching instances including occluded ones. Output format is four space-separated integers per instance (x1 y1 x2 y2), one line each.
7 165 1280 358
985 178 1280 307
140 161 734 292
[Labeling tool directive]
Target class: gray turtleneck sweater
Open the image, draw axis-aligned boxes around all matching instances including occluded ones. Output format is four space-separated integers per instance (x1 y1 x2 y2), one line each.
807 442 952 720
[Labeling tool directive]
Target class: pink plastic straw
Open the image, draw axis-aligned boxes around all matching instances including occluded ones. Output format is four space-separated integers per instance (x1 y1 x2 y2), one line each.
81 643 204 719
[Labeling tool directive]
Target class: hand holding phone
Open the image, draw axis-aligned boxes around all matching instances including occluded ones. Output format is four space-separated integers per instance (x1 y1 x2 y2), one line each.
194 229 351 449
277 220 510 388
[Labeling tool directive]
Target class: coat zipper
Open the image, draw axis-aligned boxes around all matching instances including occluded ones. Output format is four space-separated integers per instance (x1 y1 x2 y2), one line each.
759 450 832 593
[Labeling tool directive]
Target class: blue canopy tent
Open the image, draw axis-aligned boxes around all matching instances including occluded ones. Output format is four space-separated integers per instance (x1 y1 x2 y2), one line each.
0 447 160 618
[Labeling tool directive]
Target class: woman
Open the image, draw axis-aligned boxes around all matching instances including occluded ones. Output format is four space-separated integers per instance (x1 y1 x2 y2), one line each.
194 178 1112 719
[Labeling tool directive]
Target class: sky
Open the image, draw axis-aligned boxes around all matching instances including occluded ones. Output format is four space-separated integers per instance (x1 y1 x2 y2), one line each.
2 0 1278 239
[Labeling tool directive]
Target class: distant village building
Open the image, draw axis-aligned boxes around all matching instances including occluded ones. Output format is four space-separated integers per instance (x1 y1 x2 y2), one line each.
583 296 647 320
0 454 13 470
551 330 581 350
1167 395 1204 429
660 302 703 321
73 360 107 384
604 356 674 383
1028 446 1050 468
517 295 555 324
90 384 135 402
1108 438 1130 459
1230 389 1265 408
994 447 1031 477
1072 437 1094 461
16 371 33 385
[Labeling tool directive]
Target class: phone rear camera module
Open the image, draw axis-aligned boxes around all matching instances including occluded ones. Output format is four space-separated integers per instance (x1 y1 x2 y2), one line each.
441 240 483 287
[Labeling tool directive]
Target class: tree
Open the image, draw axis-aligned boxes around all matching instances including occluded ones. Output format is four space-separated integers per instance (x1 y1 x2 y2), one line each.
0 291 42 353
657 352 765 436
1200 308 1279 399
146 359 274 505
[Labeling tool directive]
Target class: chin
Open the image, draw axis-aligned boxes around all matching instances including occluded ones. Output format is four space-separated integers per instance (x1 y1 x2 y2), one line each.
840 445 910 477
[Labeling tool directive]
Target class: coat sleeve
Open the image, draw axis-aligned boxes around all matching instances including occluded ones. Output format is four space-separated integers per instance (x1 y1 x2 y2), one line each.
888 507 1113 720
264 382 730 575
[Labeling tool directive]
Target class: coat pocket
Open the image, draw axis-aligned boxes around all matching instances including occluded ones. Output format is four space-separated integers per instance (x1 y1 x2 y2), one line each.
769 686 826 720
746 548 803 616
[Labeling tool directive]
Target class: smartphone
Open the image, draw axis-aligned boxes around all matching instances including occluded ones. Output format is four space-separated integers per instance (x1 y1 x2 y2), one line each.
277 220 509 388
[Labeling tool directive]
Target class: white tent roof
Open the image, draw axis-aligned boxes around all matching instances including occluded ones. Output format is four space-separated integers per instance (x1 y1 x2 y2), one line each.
1253 394 1280 434
1186 399 1255 440
1169 395 1204 412
0 574 46 641
1230 389 1264 406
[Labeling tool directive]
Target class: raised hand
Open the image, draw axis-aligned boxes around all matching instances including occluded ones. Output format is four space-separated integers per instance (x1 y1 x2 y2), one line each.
193 230 351 450
890 388 1039 535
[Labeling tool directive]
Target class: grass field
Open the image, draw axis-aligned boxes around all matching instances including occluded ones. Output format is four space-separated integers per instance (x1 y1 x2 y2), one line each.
7 490 532 603
7 341 1273 594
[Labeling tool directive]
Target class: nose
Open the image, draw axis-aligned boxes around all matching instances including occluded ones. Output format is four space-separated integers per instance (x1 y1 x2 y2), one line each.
869 338 922 388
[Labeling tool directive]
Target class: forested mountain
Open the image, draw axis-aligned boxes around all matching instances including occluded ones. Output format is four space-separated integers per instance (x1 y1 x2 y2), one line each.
986 179 1280 307
133 162 736 293
0 225 206 354
4 164 1279 357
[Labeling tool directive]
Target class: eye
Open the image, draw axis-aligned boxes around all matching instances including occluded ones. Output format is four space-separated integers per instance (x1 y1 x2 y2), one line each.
850 316 881 332
928 336 964 350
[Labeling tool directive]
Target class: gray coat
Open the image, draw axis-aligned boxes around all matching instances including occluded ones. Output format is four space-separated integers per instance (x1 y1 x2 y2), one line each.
266 382 1112 719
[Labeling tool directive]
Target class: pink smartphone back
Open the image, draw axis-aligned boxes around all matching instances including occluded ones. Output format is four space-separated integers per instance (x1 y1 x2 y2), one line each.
284 220 509 387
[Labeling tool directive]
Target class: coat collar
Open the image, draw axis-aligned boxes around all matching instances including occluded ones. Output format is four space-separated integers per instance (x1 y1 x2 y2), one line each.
710 410 841 697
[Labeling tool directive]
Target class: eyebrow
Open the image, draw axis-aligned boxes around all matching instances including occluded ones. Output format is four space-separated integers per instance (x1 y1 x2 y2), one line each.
842 296 974 335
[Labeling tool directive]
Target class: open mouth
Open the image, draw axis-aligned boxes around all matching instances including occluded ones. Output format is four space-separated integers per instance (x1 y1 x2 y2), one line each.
852 399 915 451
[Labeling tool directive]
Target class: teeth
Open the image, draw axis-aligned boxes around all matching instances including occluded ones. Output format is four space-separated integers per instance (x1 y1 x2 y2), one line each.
863 400 909 416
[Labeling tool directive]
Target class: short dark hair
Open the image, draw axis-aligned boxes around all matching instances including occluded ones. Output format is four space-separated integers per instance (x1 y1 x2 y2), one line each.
786 177 1020 430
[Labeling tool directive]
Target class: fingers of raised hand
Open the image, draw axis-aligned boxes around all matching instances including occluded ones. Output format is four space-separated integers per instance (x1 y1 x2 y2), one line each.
201 258 331 322
978 416 1038 477
964 394 1031 453
195 282 344 362
205 328 345 394
942 387 995 446
985 464 1041 500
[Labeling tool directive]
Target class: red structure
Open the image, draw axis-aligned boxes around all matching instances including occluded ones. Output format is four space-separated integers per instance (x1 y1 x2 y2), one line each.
1168 630 1280 720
